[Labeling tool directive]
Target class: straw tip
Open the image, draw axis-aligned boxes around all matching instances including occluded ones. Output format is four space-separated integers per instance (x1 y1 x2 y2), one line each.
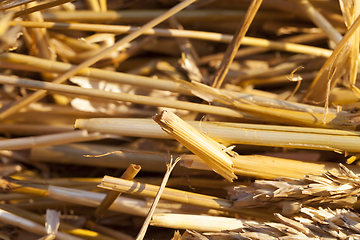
74 118 88 129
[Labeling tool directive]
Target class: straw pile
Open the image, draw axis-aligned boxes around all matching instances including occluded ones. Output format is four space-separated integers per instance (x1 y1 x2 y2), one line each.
1 0 360 239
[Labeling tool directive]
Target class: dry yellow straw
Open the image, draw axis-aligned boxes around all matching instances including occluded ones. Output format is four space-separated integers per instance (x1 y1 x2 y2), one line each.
0 75 249 119
153 110 236 182
0 208 83 240
93 164 141 221
74 118 360 153
151 214 254 232
182 154 360 179
0 203 124 240
99 176 231 209
0 0 197 121
0 130 105 150
11 21 333 57
98 175 271 220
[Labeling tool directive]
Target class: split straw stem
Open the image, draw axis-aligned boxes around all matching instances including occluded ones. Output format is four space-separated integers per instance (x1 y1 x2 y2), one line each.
153 110 237 182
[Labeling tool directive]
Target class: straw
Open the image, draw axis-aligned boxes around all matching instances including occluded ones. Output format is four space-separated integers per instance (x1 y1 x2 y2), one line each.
297 0 342 44
0 0 197 120
0 74 251 119
153 110 237 182
93 164 141 221
74 118 360 153
151 214 253 232
97 175 273 220
10 21 333 57
302 14 360 103
0 130 106 150
211 0 263 89
0 208 84 240
0 203 123 240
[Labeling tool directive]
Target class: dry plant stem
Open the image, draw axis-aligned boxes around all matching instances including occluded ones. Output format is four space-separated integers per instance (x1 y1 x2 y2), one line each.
0 53 322 112
3 179 268 219
0 52 332 115
44 186 151 217
13 0 75 18
74 118 360 153
340 0 360 97
5 73 345 130
0 130 105 151
151 214 253 232
211 0 263 89
85 0 100 12
40 9 291 23
11 21 333 57
153 110 236 182
200 32 328 64
94 164 141 221
0 0 38 10
0 203 120 240
302 14 360 103
90 223 134 240
135 157 179 240
298 0 342 43
0 0 197 121
98 176 233 210
30 144 176 173
0 12 14 35
231 100 354 129
0 75 250 119
75 118 360 152
1 55 337 122
0 53 192 95
0 123 72 135
0 209 84 240
98 176 273 219
6 181 239 218
97 36 155 67
99 0 107 12
183 154 360 179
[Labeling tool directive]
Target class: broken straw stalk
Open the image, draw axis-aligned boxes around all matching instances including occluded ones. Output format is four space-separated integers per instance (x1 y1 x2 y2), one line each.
74 116 360 179
153 110 237 182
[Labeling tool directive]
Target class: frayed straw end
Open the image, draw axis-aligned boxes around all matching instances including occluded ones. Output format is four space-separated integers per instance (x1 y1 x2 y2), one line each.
153 110 237 182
